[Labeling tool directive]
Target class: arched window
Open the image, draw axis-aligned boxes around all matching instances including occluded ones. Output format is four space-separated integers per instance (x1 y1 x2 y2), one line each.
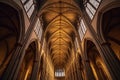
21 0 35 18
84 0 102 19
55 69 65 77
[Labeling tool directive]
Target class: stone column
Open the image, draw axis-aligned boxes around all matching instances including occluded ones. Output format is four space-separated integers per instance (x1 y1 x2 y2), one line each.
83 60 95 80
30 60 40 80
1 43 24 80
30 35 44 80
96 42 120 80
76 62 83 80
91 61 102 80
81 8 120 79
1 14 38 80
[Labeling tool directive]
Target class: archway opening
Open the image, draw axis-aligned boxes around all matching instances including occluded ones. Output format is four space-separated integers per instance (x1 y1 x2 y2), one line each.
0 2 21 77
101 7 120 61
86 40 109 80
17 41 36 80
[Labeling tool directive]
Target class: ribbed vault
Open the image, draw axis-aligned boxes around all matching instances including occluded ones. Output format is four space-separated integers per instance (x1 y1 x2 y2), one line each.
39 0 80 68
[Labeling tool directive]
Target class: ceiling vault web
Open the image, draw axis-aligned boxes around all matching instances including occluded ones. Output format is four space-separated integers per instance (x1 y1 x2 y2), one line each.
39 0 81 68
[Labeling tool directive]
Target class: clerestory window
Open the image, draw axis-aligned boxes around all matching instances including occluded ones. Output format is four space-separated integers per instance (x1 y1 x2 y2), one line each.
78 19 87 40
21 0 35 18
84 0 102 19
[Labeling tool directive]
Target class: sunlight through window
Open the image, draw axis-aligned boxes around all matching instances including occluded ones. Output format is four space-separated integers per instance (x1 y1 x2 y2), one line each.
84 0 102 19
21 0 35 18
55 69 65 77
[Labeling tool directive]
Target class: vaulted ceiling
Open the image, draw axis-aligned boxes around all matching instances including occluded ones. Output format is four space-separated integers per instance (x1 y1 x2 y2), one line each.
39 0 81 69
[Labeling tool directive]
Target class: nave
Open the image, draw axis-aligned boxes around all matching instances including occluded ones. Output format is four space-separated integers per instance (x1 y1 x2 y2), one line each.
0 0 120 80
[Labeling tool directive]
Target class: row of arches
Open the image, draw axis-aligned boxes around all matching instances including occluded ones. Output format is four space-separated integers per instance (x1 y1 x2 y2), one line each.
65 40 110 80
0 1 48 80
84 40 110 80
66 37 119 80
82 3 120 80
0 1 54 80
65 2 120 80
